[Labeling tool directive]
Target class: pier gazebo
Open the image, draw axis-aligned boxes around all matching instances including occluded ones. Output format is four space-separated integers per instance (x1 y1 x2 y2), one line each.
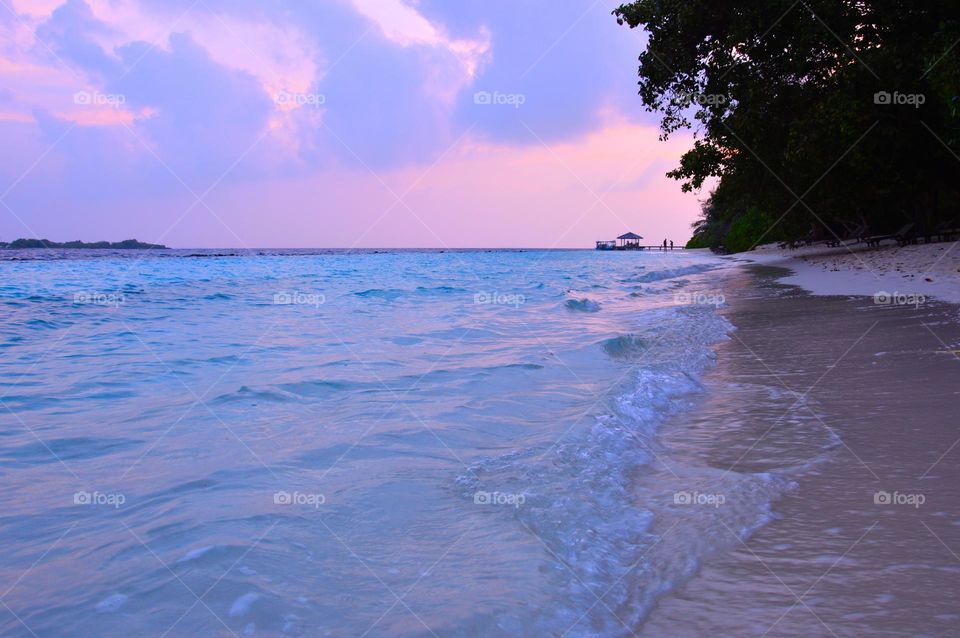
616 232 642 249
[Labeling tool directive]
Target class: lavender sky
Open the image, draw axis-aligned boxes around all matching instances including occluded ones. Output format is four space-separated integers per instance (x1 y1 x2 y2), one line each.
0 0 707 248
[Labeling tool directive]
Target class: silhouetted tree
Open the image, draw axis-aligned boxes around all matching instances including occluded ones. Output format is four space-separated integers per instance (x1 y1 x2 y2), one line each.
615 0 960 250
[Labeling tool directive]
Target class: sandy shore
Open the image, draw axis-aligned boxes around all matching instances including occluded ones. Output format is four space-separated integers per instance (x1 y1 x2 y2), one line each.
728 241 960 304
636 261 960 637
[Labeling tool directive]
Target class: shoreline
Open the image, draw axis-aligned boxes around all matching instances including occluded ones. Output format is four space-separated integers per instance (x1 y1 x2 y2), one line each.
635 258 960 636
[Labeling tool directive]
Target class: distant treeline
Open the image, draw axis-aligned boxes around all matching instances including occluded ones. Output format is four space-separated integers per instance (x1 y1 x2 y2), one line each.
0 239 168 249
615 1 960 252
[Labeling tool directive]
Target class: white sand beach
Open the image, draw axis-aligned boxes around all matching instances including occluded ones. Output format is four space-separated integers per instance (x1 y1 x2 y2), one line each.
731 241 960 304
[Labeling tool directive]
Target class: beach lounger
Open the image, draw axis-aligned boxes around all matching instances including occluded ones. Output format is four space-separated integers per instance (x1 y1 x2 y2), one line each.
783 229 817 249
824 219 848 247
934 219 960 242
825 220 868 247
896 226 918 246
865 222 915 247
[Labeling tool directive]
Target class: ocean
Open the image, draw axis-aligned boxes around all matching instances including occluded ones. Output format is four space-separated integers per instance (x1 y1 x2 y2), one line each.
0 249 790 636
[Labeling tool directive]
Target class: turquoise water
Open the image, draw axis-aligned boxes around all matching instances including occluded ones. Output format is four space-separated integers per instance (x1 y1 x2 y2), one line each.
0 249 780 636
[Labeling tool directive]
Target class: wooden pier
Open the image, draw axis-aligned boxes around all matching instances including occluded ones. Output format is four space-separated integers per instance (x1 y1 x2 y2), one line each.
595 232 682 251
595 243 684 251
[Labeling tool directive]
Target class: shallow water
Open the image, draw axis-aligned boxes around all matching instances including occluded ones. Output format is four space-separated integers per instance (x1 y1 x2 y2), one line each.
0 249 792 637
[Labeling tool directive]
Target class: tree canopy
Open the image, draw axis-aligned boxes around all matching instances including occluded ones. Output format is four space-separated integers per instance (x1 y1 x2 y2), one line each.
614 0 960 251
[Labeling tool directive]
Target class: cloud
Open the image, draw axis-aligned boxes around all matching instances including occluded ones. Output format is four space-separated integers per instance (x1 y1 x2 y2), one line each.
416 0 655 143
33 0 121 79
110 33 275 186
15 1 278 193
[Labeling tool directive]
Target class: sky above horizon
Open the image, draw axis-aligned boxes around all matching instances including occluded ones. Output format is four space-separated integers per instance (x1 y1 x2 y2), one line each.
0 0 706 248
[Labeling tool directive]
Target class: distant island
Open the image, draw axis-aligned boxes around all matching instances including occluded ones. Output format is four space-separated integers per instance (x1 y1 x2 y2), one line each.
0 238 168 249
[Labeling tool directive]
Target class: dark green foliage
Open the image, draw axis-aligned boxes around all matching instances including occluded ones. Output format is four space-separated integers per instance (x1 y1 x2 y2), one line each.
725 207 778 253
684 233 712 249
615 0 960 252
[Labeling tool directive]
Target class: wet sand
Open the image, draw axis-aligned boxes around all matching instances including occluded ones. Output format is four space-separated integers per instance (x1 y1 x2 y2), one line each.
640 264 960 637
